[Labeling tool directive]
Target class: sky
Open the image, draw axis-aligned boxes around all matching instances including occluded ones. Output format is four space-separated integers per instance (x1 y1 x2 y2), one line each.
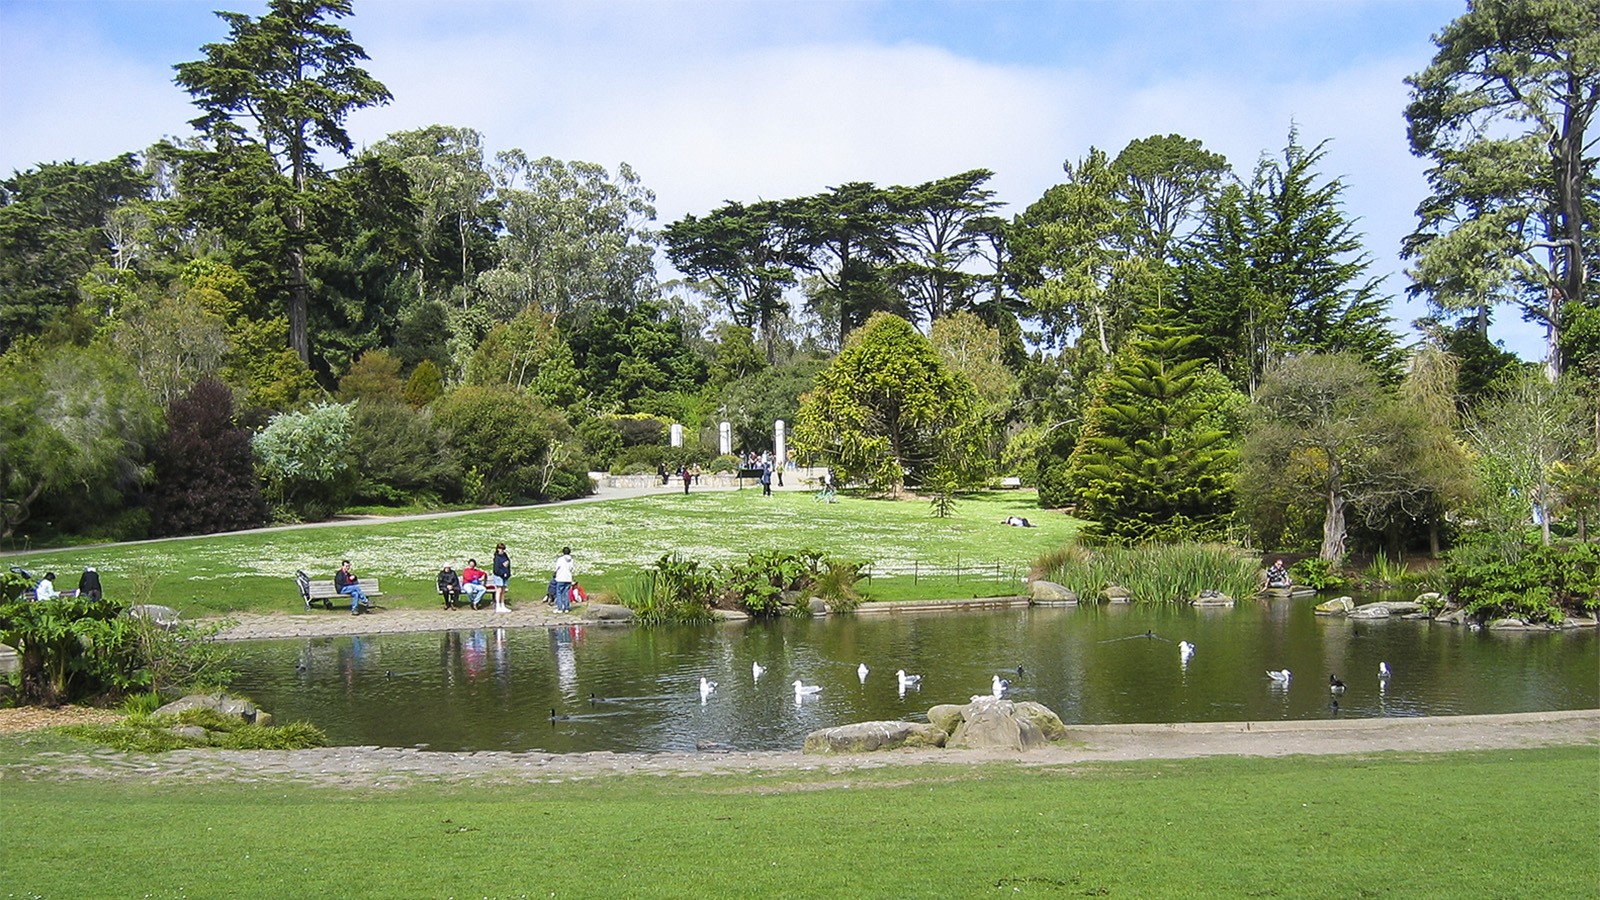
0 0 1545 358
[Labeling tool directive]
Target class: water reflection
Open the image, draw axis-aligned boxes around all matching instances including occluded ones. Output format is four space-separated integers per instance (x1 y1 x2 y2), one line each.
227 601 1599 754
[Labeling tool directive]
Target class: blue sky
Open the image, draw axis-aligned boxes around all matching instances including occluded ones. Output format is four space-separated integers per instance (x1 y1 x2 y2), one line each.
0 0 1540 357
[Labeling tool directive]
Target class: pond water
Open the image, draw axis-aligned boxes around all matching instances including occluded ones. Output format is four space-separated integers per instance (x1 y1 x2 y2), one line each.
226 600 1598 754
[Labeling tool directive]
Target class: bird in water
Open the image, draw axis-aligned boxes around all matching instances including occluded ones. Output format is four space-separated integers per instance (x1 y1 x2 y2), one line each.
793 680 822 697
752 661 766 682
700 677 717 703
1178 641 1195 661
1267 669 1292 685
858 662 869 683
549 708 570 722
992 674 1011 698
1379 662 1391 679
896 670 922 688
1329 674 1346 693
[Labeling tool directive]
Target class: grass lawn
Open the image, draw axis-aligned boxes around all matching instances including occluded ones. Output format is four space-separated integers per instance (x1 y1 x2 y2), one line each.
0 737 1592 898
1 491 1081 617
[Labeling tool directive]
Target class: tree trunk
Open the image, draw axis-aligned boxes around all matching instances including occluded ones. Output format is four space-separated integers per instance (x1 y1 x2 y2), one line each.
288 248 310 364
1320 485 1346 563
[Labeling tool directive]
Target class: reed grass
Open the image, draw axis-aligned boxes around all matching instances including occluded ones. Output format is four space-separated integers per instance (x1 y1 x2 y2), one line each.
1033 542 1261 603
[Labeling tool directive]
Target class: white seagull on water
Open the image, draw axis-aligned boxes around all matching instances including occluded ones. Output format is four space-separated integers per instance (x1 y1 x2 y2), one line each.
1379 662 1391 678
1179 640 1195 661
793 680 822 697
896 670 921 687
1267 669 1292 685
752 661 766 682
992 674 1011 698
700 677 717 703
857 662 869 683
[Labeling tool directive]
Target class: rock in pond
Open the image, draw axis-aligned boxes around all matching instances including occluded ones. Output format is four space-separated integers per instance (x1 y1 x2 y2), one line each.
154 692 268 725
1315 596 1355 616
802 721 948 754
1102 585 1132 604
582 603 636 623
1192 590 1235 608
1028 581 1079 605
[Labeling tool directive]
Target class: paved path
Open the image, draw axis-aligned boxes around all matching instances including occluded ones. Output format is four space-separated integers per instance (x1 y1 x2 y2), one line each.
4 709 1593 788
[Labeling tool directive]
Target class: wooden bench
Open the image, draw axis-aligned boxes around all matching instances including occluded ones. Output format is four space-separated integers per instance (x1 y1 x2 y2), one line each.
295 570 384 610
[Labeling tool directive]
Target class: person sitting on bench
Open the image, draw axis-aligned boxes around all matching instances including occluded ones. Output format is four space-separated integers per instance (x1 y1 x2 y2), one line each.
335 560 371 615
438 565 462 610
461 559 489 610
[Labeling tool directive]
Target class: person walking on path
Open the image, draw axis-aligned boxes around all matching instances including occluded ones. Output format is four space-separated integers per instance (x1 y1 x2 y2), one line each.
491 543 512 612
335 560 371 615
552 547 576 612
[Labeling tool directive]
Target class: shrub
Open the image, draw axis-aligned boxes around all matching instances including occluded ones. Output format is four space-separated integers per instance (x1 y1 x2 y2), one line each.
252 402 355 521
1290 557 1347 591
349 401 461 505
148 377 269 536
1444 540 1600 623
628 555 718 625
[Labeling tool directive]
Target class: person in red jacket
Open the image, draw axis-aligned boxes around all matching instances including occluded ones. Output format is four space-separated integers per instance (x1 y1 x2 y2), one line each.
461 559 489 610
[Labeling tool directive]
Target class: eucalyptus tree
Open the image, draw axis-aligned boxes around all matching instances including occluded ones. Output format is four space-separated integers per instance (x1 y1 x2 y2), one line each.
369 125 498 305
1404 0 1599 376
173 0 392 364
484 153 658 323
1178 130 1400 395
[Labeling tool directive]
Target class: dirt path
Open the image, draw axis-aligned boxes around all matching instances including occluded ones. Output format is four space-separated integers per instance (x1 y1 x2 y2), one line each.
4 709 1593 788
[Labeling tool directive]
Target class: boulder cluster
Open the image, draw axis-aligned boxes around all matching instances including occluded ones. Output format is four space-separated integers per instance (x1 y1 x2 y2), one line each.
802 696 1072 755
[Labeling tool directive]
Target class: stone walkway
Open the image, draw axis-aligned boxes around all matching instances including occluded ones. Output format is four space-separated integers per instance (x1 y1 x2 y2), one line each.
4 709 1593 789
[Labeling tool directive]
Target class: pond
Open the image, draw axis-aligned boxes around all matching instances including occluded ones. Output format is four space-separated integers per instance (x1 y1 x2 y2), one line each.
226 599 1598 754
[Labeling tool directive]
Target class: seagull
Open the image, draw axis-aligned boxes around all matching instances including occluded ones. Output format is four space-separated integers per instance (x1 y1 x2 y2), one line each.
1329 674 1346 693
700 677 717 702
1267 669 1292 685
752 661 766 682
896 670 922 687
793 680 822 697
992 674 1011 698
1178 640 1195 660
857 662 869 683
1379 662 1391 678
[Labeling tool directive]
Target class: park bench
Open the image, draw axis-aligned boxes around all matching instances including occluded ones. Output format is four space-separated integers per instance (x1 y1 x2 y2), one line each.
295 569 383 611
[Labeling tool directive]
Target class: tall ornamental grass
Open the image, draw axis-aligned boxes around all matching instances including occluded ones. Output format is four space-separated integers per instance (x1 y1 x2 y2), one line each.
1032 542 1261 603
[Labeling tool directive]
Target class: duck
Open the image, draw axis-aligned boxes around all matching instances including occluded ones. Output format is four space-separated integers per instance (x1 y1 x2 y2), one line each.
793 680 822 696
857 662 869 683
1329 674 1346 693
549 708 570 721
752 661 766 682
1379 661 1391 679
992 674 1011 698
896 669 922 687
1267 669 1292 685
700 677 717 702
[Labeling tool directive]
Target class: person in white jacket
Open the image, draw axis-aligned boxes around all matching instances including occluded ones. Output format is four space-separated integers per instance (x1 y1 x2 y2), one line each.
552 547 576 612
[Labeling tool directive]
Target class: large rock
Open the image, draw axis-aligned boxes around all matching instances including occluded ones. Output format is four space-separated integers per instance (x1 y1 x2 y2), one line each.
927 704 965 735
582 603 636 623
1192 590 1235 608
1028 581 1079 604
154 692 266 725
948 698 1045 750
1011 701 1070 741
808 598 828 616
1102 586 1132 604
1434 607 1469 626
1349 603 1392 619
128 605 181 629
802 721 947 754
1315 596 1355 616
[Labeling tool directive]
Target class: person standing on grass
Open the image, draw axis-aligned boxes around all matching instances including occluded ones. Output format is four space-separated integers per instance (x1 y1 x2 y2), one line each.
553 546 576 612
491 543 512 612
462 559 489 609
335 560 370 615
759 463 772 496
